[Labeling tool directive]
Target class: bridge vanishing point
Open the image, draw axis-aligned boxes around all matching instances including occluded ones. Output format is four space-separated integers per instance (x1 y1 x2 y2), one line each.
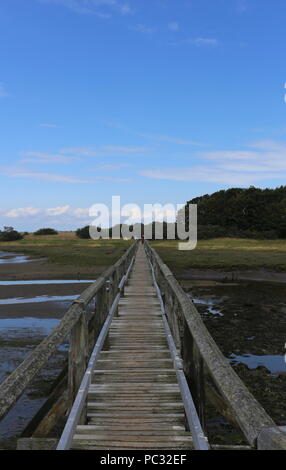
0 241 286 450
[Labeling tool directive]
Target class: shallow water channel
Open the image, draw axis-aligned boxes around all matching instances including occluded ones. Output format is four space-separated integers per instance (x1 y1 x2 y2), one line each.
0 251 94 449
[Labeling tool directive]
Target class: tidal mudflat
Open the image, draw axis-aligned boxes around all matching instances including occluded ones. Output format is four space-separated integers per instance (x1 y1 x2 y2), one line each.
0 251 95 449
179 277 286 444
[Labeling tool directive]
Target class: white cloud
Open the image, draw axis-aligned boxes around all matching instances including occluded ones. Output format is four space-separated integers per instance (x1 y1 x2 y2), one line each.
199 140 286 173
0 82 10 98
0 166 91 183
37 0 132 17
5 207 41 218
170 37 219 47
168 22 179 32
140 167 264 186
39 123 60 128
73 208 90 217
46 205 70 216
95 163 132 170
139 140 286 185
131 24 155 34
60 147 99 157
19 151 81 164
102 145 151 153
3 205 94 220
60 145 152 156
237 0 248 13
102 120 207 147
138 132 204 146
191 37 218 47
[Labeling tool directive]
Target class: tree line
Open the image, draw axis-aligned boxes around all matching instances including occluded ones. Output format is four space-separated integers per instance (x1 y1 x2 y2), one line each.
182 185 286 239
1 186 285 241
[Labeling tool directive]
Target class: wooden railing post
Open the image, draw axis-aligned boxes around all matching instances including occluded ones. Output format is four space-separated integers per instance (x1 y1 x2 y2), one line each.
257 426 286 449
182 325 206 430
68 303 89 422
191 343 206 431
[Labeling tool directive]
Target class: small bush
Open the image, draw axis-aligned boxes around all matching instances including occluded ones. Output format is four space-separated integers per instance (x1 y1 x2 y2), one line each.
34 228 58 236
0 227 23 241
76 225 91 239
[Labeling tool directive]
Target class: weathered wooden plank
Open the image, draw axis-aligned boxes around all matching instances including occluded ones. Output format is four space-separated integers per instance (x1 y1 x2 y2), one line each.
73 433 193 443
87 416 186 425
17 438 58 450
76 428 188 436
71 441 193 450
76 424 185 432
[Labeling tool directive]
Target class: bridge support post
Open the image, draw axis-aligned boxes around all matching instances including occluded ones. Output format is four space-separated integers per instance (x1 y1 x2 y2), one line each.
182 325 206 433
102 280 112 349
68 308 89 423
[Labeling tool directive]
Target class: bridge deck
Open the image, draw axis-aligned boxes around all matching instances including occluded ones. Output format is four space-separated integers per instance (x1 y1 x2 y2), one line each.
71 243 194 450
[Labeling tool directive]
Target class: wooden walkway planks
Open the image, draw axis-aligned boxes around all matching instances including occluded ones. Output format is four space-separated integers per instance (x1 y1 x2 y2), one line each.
71 243 194 450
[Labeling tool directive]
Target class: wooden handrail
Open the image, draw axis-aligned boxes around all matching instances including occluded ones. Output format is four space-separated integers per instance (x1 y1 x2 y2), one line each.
56 254 135 450
0 241 138 422
144 241 286 450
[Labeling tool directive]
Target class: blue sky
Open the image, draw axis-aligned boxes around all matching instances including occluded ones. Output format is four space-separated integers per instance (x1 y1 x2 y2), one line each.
1 0 286 230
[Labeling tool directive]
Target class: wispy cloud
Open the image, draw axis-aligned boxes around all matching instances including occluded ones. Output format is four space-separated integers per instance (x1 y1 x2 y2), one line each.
103 145 151 153
0 82 10 98
140 166 263 186
95 163 132 170
131 24 155 34
139 140 286 186
37 0 132 18
61 145 152 156
169 37 219 47
39 123 60 129
191 37 218 47
19 151 81 164
236 0 248 13
102 120 206 147
0 166 90 183
167 22 179 32
60 147 99 157
137 132 204 146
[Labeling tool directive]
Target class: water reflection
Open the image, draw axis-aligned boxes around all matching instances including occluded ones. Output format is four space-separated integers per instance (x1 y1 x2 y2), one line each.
0 280 94 285
0 251 43 264
0 295 78 305
192 297 224 316
229 353 286 377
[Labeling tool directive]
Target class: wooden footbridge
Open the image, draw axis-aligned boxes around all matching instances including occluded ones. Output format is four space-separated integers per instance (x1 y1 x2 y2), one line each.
0 241 286 450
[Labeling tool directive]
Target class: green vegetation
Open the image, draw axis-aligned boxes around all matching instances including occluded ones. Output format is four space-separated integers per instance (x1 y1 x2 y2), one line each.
0 227 23 242
0 231 285 272
180 186 286 239
34 228 58 236
76 225 92 239
151 238 286 272
0 232 132 267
